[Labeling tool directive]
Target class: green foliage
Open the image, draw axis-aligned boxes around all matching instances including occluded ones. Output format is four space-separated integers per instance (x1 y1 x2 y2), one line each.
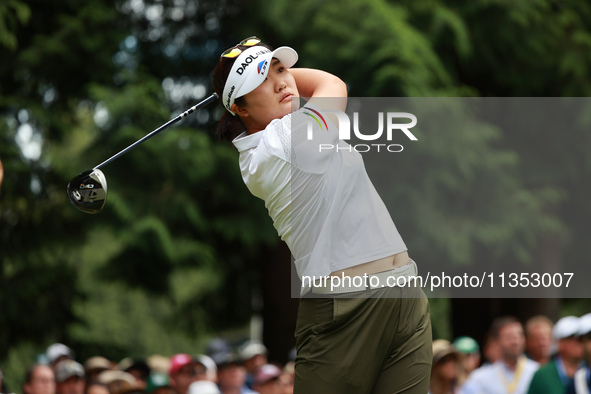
429 298 451 340
69 228 209 361
451 0 591 96
0 0 30 50
2 0 591 383
0 0 276 373
262 0 453 96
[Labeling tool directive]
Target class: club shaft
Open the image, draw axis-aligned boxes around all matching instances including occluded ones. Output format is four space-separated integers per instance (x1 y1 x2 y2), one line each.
94 93 219 170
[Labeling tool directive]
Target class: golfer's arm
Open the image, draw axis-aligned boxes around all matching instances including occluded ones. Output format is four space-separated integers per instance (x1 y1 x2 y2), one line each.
290 68 347 112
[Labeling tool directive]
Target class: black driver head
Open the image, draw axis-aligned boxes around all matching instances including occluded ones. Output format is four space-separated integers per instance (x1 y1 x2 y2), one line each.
67 169 108 214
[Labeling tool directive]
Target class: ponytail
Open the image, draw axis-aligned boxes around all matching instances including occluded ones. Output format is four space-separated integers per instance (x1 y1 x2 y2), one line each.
215 98 247 141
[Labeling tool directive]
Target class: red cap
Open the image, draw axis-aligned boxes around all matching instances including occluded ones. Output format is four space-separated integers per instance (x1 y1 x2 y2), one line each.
169 354 194 376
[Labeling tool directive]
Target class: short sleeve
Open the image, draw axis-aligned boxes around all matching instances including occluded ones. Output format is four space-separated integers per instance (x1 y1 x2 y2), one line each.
268 103 341 174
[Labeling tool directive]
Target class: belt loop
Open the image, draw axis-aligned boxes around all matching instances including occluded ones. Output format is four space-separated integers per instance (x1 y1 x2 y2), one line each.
410 259 418 276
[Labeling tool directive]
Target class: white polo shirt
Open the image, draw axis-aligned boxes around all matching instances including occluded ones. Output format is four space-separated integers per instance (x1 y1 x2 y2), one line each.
460 358 539 394
232 103 407 291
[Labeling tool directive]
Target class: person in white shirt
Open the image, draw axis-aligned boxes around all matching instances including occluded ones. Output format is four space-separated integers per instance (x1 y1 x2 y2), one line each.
461 316 539 394
212 36 432 394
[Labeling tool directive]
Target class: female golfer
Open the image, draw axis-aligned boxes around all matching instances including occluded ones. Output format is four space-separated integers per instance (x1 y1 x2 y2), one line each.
213 36 432 393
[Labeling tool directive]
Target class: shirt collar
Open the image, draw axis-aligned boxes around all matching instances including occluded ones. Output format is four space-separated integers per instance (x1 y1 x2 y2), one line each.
232 130 263 152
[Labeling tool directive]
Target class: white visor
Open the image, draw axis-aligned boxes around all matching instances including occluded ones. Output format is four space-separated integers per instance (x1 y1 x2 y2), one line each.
222 45 298 115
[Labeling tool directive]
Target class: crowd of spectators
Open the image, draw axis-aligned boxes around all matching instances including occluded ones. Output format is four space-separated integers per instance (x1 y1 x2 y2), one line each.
0 340 293 394
429 313 591 394
2 312 591 394
1 278 591 394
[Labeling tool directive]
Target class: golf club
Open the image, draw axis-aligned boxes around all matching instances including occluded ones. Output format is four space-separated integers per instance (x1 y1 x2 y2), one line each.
67 92 218 214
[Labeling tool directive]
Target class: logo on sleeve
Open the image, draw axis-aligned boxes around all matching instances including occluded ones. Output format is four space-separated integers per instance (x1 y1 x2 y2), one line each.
303 107 328 131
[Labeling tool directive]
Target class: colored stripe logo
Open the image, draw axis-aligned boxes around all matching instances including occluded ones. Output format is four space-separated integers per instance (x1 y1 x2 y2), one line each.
303 107 328 130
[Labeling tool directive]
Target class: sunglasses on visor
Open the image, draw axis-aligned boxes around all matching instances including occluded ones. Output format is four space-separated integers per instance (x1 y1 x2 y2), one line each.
220 36 261 59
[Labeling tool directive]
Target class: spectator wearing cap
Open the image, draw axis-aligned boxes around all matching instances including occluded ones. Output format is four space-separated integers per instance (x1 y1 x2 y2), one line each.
188 381 220 394
194 355 217 383
147 355 170 375
215 355 256 394
460 316 539 394
238 342 267 390
207 340 232 364
566 313 591 394
169 354 197 394
47 344 75 370
429 340 460 394
528 316 583 394
206 339 255 394
453 336 480 389
23 364 56 394
97 370 141 394
252 364 281 394
146 372 177 394
525 316 554 366
121 360 151 390
83 357 111 385
55 360 85 394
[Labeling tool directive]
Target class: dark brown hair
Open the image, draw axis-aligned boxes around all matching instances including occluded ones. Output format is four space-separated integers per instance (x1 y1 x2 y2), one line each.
213 41 273 142
490 316 522 338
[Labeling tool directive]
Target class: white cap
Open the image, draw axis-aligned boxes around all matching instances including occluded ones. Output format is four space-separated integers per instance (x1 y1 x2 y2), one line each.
222 45 298 115
195 354 217 372
254 364 282 385
553 316 580 340
55 360 85 383
239 341 267 360
47 343 74 364
97 370 137 386
578 313 591 336
188 381 221 394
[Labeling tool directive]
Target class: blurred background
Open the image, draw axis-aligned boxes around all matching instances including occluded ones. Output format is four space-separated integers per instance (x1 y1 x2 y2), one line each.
1 0 591 391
